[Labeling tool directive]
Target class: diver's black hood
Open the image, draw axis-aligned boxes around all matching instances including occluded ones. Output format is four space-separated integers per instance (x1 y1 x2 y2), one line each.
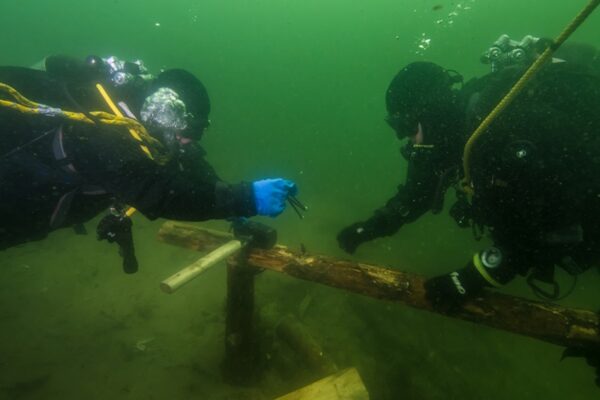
386 62 456 116
386 62 464 151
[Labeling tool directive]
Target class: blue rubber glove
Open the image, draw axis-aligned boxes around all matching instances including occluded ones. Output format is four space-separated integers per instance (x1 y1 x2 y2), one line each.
252 179 297 217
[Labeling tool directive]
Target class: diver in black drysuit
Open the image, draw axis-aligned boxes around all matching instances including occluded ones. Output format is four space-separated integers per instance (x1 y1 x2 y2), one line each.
337 46 600 384
338 51 600 300
0 55 297 253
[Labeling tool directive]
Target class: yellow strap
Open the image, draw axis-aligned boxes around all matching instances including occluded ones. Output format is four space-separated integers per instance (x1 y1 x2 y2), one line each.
472 253 502 288
95 84 139 136
94 83 143 218
461 0 600 194
94 84 153 159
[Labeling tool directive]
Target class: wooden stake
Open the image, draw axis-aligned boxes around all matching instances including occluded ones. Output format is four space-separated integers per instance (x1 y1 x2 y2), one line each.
160 240 242 294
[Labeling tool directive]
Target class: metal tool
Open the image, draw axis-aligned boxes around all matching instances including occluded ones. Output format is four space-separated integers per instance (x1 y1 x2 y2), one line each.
287 195 309 219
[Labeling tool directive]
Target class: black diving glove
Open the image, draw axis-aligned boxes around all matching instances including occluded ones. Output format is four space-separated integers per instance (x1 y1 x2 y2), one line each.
97 214 138 274
424 262 489 311
337 222 373 254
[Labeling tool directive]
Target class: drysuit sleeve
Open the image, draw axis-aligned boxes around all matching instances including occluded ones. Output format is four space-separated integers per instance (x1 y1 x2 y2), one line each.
104 156 257 221
360 145 442 238
337 144 445 253
68 125 257 221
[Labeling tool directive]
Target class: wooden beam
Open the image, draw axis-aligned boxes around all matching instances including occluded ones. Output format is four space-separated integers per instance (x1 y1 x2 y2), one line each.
157 222 600 349
248 245 600 348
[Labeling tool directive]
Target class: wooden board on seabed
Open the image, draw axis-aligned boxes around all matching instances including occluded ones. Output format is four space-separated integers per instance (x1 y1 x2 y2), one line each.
274 368 370 400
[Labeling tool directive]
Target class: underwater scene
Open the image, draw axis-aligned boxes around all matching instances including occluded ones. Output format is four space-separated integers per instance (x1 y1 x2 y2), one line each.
1 0 600 399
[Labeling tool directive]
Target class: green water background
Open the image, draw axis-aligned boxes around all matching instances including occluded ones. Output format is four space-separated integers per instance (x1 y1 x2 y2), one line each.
1 0 599 398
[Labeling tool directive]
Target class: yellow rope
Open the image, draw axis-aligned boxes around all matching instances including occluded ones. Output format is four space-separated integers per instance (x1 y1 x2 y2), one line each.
0 82 167 164
0 83 38 108
461 0 600 194
0 80 176 219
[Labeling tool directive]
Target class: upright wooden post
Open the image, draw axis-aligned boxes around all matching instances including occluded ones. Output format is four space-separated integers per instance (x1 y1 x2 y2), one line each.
223 251 259 385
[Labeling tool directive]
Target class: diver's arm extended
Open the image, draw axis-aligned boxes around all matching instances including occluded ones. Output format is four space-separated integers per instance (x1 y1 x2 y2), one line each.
337 150 440 253
105 157 256 221
365 162 440 235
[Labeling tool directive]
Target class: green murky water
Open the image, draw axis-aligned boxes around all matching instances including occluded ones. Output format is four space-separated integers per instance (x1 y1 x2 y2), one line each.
1 1 599 398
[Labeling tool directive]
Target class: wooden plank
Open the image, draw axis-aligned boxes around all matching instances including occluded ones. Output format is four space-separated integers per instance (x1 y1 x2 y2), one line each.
274 368 369 400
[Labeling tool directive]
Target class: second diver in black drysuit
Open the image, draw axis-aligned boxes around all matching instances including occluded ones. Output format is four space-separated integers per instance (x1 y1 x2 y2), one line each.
337 36 600 385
